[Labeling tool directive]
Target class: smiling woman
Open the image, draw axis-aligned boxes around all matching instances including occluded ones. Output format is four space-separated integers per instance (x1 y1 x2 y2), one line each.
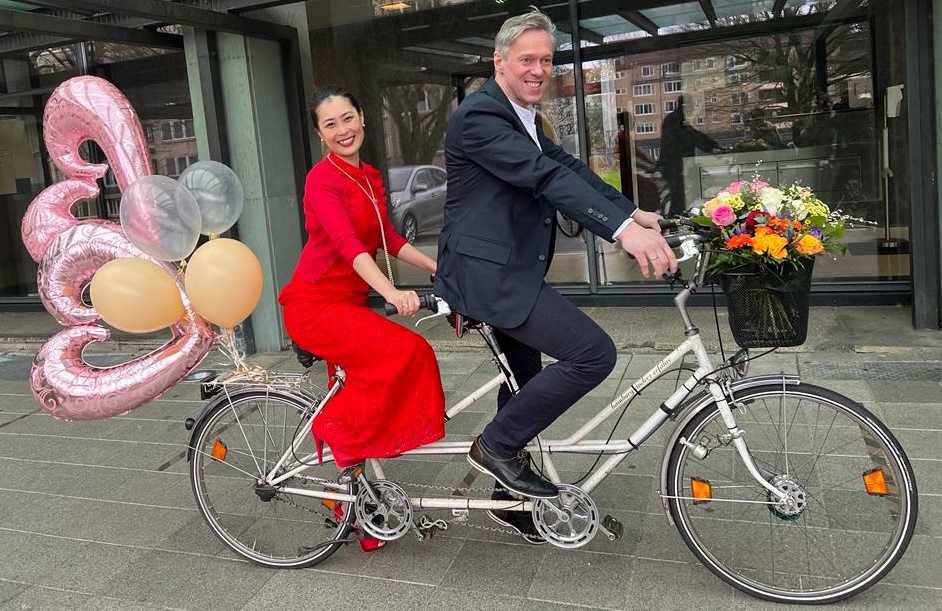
277 85 446 468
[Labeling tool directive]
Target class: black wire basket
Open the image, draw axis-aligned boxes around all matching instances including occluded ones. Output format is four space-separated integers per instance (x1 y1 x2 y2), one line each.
718 258 815 348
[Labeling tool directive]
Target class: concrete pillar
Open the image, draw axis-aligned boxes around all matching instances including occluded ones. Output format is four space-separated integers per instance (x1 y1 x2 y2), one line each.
184 29 304 352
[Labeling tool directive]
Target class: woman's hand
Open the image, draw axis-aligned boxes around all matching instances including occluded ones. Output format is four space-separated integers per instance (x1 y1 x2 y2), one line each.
386 288 421 317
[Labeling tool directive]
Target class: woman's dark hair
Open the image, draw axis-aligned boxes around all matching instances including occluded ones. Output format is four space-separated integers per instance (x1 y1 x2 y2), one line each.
310 85 362 127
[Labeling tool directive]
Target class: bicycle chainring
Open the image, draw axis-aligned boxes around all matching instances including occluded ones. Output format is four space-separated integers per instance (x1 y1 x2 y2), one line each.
354 479 414 541
531 484 600 549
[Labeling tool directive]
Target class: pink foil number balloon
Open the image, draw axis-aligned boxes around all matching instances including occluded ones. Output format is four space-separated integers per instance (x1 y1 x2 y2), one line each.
23 76 216 420
42 76 152 191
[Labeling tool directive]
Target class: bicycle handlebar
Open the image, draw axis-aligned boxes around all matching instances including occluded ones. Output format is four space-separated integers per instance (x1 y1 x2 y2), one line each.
384 292 439 316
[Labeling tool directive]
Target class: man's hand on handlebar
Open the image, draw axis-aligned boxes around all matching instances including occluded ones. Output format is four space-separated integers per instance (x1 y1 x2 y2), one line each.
616 218 678 279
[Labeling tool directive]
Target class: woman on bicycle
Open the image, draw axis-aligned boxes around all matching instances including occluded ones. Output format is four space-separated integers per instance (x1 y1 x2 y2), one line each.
279 85 445 467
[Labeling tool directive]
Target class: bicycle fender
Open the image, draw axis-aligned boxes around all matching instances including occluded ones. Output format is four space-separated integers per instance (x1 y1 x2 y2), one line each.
656 374 801 523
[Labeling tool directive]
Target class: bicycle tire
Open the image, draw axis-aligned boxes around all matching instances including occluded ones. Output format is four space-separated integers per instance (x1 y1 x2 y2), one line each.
665 382 917 604
189 387 357 568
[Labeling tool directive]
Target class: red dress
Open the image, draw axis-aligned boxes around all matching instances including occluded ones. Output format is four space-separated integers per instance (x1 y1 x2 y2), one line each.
279 154 445 466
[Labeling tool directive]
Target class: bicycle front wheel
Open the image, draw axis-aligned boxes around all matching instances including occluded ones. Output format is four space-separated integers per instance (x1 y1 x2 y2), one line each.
189 388 356 568
665 382 917 604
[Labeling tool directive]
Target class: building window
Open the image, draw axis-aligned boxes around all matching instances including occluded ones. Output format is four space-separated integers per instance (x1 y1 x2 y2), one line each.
730 92 748 105
662 62 681 76
730 112 744 124
663 80 683 93
706 57 716 69
615 71 624 79
635 122 656 134
166 155 198 177
664 100 678 113
693 59 703 71
634 103 655 115
161 120 194 141
632 84 653 96
640 65 653 77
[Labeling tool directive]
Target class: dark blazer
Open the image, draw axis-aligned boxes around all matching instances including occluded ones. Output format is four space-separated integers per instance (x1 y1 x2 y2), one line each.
434 78 637 328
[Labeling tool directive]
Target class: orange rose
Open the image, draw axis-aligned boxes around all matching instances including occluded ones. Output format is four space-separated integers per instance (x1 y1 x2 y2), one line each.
795 234 824 255
752 233 788 260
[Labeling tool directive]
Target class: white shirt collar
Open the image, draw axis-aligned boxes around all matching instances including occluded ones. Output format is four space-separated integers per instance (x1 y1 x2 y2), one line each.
508 98 541 150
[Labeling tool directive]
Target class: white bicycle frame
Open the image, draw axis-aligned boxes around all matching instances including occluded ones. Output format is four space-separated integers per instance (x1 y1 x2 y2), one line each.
242 236 790 515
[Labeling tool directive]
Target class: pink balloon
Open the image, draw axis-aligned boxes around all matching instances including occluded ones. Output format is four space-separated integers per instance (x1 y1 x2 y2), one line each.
26 75 218 420
38 221 159 326
43 76 152 190
30 307 216 421
21 179 100 263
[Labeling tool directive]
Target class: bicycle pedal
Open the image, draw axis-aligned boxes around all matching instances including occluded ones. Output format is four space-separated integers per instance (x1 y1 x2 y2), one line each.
600 515 624 541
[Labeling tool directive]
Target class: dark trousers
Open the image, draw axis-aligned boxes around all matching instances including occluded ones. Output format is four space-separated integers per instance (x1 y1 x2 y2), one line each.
481 283 617 456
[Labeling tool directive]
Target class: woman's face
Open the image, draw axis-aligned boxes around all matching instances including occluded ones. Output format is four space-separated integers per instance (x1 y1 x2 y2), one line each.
315 95 365 164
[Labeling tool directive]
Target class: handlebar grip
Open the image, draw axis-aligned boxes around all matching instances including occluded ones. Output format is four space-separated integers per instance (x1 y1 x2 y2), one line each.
657 218 677 231
384 292 438 316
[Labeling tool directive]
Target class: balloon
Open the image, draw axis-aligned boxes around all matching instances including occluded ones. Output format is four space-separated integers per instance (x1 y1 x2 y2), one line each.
30 307 216 421
26 75 217 421
185 238 263 327
119 175 201 261
90 258 185 333
42 76 152 190
21 179 100 263
179 161 245 235
37 221 152 326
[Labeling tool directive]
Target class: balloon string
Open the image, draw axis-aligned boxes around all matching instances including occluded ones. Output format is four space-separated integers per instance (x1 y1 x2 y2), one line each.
219 325 249 370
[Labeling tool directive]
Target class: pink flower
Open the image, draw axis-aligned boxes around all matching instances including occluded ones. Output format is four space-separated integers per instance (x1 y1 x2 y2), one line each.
727 181 745 193
710 204 736 227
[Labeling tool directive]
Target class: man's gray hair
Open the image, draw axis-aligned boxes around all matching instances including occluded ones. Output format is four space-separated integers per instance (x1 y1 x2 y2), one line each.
494 6 556 56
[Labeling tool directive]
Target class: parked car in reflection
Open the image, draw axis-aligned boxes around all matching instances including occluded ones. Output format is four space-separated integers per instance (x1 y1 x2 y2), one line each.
387 164 447 243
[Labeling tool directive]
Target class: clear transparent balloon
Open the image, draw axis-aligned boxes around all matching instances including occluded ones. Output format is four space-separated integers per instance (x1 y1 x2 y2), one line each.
119 175 201 261
179 160 245 235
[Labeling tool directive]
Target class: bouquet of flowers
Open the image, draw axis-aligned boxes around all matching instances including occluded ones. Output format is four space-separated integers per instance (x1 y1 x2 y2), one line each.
691 179 847 348
692 179 846 275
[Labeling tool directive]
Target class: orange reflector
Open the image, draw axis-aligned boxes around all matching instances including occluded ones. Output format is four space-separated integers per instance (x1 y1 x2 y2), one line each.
691 477 712 504
863 467 889 496
321 499 337 511
211 439 228 461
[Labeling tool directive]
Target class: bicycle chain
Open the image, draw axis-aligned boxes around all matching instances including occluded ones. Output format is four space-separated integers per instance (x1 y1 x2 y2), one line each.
270 478 528 539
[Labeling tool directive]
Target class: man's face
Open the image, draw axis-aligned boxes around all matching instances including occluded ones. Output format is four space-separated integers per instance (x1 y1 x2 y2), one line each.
494 28 554 108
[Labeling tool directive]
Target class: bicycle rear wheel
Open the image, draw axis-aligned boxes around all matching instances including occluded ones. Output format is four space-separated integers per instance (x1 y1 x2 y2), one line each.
665 382 917 604
189 388 356 568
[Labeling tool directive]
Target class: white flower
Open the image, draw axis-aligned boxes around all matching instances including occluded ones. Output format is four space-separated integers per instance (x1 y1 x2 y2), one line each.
758 187 785 213
791 198 809 220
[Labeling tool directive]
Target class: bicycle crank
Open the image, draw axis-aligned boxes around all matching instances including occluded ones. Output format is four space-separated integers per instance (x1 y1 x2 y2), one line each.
354 479 414 540
531 484 600 549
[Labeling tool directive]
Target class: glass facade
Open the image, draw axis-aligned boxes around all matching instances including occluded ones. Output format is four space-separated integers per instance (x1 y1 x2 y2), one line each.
300 0 920 293
0 37 195 303
0 0 937 327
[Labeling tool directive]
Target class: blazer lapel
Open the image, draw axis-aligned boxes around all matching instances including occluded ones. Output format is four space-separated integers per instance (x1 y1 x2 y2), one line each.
483 78 539 148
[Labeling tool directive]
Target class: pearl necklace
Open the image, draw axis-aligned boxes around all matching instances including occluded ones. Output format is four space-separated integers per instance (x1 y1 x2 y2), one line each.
326 153 394 283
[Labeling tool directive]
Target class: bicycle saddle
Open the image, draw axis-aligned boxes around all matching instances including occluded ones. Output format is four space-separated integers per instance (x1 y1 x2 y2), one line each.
290 342 321 368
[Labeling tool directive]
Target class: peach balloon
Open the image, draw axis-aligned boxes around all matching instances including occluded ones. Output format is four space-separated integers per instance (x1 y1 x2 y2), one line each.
89 258 185 333
184 238 263 327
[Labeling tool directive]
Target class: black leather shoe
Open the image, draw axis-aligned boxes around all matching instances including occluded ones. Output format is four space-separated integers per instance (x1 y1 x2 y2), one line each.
487 509 546 545
489 487 546 545
467 435 558 499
